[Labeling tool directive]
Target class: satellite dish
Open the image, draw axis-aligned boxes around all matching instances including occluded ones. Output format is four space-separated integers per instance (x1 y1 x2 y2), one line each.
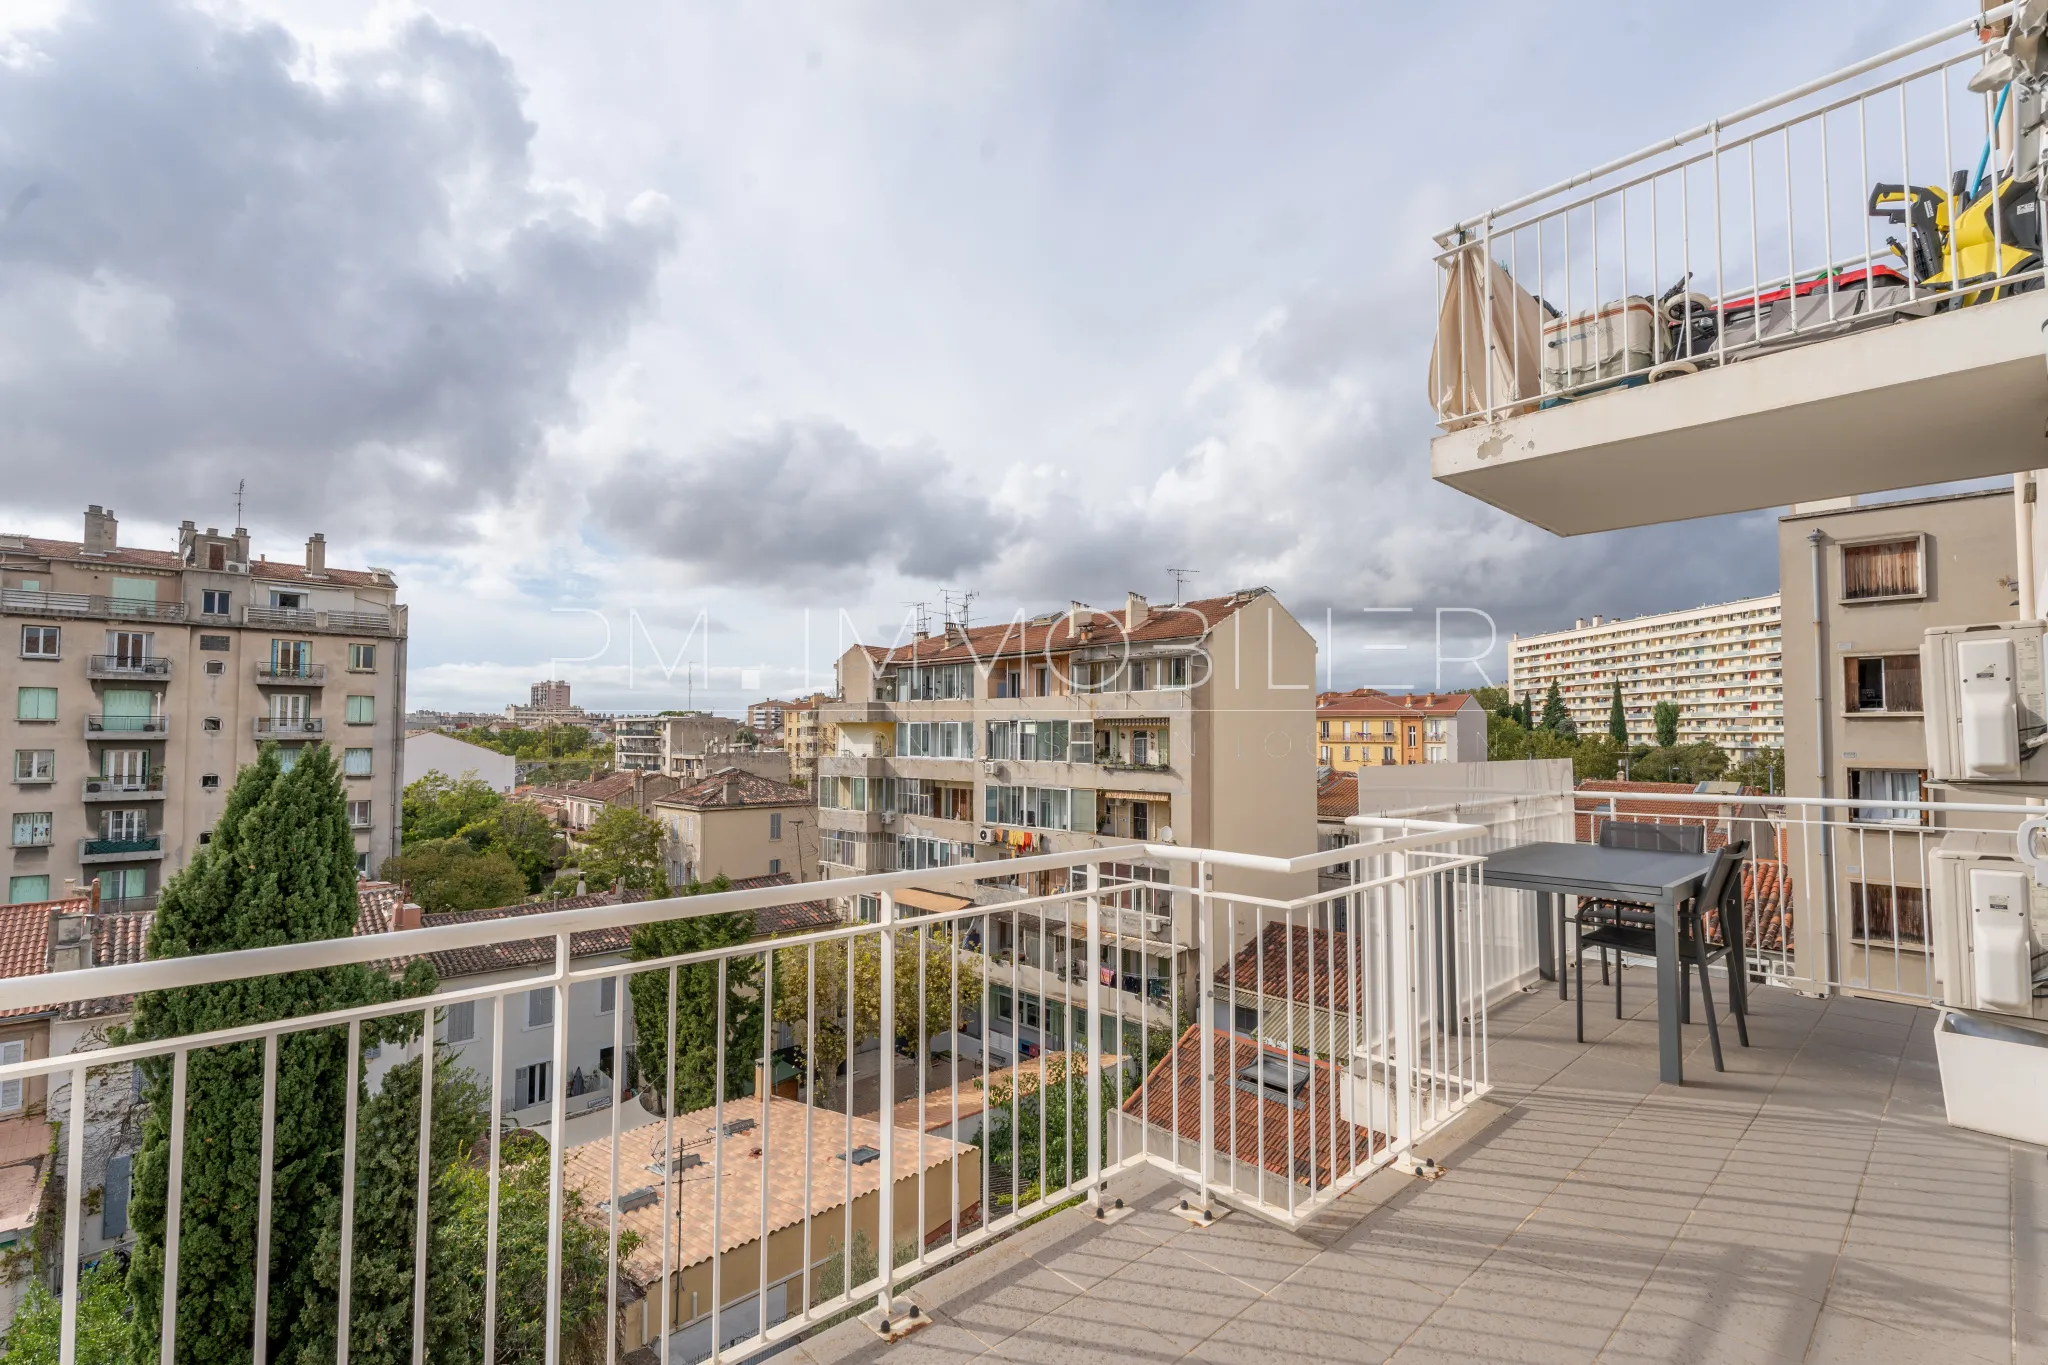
1158 825 1175 844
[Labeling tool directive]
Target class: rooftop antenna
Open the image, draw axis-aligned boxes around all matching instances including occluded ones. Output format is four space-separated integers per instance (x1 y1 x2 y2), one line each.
1167 567 1198 604
902 599 932 638
233 478 246 529
941 588 978 633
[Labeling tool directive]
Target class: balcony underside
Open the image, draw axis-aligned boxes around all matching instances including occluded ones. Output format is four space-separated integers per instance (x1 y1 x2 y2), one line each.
1432 290 2048 536
800 984 2032 1365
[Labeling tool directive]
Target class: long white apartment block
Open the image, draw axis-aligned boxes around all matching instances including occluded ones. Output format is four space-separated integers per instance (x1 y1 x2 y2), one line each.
1506 594 1783 756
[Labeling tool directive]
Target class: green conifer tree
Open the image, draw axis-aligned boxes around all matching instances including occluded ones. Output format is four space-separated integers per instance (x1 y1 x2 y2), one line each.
627 877 760 1113
1608 680 1628 746
122 745 433 1365
1540 680 1575 738
1654 699 1681 748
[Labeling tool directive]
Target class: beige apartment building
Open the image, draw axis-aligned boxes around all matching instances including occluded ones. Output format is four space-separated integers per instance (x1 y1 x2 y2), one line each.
816 589 1316 1063
1507 594 1784 756
2 507 407 907
779 694 834 788
1779 489 2019 997
652 767 818 887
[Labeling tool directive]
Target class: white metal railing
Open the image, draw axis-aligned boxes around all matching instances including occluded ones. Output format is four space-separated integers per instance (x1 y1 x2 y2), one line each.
0 820 1504 1365
1432 5 2038 429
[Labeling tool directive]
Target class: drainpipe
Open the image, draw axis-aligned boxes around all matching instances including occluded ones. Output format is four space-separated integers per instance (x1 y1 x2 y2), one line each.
1809 529 1838 992
2016 472 2038 622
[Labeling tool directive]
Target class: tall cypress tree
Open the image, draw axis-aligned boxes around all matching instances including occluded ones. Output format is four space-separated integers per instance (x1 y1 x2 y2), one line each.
627 877 760 1114
1608 680 1628 746
122 745 433 1365
1540 680 1575 738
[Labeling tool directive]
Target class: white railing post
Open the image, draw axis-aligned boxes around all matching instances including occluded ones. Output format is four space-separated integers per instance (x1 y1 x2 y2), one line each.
1389 849 1417 1157
545 932 570 1365
1195 859 1215 1210
1085 862 1105 1208
875 890 898 1324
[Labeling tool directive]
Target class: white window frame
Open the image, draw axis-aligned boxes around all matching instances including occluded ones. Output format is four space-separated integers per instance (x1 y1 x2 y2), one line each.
14 749 54 783
11 812 52 848
19 625 58 659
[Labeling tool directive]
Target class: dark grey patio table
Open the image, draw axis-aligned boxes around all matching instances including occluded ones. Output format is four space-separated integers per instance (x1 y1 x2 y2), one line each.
1482 841 1718 1085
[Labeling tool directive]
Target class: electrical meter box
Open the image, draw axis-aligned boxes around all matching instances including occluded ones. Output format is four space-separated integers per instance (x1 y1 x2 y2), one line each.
1930 832 2048 1020
1922 621 2048 783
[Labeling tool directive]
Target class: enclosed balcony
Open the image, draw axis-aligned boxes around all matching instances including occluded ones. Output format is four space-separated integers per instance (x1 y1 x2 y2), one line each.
78 833 163 862
254 716 325 738
1430 6 2048 535
255 661 327 685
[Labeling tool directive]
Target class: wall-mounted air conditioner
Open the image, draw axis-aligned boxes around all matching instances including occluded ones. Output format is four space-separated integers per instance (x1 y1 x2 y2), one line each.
1922 621 2048 783
1929 832 2047 1020
975 827 996 844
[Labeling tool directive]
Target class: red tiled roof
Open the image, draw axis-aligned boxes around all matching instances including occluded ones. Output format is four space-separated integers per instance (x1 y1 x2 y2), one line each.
1573 782 1743 848
1121 1027 1383 1190
1317 689 1473 717
356 880 408 936
1216 922 1356 1011
248 559 384 588
742 873 840 937
853 591 1273 666
663 768 811 810
1316 771 1356 820
564 773 639 804
0 901 58 1019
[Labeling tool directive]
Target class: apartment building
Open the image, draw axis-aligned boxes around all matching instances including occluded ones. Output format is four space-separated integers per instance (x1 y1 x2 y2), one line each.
816 589 1316 1061
2 507 407 906
612 714 664 772
747 692 830 735
1315 690 1483 772
1779 489 2018 996
651 767 817 887
1506 594 1783 756
780 695 835 788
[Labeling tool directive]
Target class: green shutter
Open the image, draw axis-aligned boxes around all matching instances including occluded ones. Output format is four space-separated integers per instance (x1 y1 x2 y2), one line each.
110 577 156 602
15 688 56 721
8 876 49 905
347 695 375 724
102 689 153 722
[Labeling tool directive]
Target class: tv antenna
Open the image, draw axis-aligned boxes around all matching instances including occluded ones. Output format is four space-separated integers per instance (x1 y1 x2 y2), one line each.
941 588 978 633
902 600 932 639
233 478 246 529
1167 567 1199 603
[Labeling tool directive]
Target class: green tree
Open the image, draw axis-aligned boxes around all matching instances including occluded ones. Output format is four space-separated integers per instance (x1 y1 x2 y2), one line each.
481 800 567 893
627 877 759 1114
401 771 503 846
1539 680 1575 737
439 1132 637 1364
1630 742 1729 785
1653 700 1681 747
4 1258 130 1364
379 840 528 914
813 1230 916 1302
121 743 436 1365
1729 746 1785 794
772 927 982 1086
1471 685 1511 716
1608 681 1628 746
287 1050 488 1365
581 806 667 895
984 1063 1122 1205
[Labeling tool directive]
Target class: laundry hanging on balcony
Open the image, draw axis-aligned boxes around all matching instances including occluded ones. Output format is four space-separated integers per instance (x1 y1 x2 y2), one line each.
1430 245 1547 429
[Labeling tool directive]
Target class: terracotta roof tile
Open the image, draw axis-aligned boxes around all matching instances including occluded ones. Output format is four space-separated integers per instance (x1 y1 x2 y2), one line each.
1315 771 1356 820
0 534 386 586
1317 689 1473 717
1215 922 1356 1011
662 768 811 810
1121 1027 1382 1189
0 902 55 1019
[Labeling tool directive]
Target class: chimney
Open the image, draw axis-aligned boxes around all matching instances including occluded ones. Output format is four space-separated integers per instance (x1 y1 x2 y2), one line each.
393 900 422 931
178 519 197 564
233 526 251 564
1069 600 1087 634
944 621 966 646
1574 617 1586 629
46 903 93 973
1124 592 1148 631
83 505 117 553
305 533 327 574
1591 614 1604 626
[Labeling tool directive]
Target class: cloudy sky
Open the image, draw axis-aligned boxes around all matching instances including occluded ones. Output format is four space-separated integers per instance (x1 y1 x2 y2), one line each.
0 0 1968 712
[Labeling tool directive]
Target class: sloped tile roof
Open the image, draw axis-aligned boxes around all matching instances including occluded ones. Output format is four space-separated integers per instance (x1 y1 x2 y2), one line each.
0 901 56 1020
1315 771 1356 820
1121 1027 1383 1190
1215 921 1355 1011
1317 689 1474 717
662 768 811 810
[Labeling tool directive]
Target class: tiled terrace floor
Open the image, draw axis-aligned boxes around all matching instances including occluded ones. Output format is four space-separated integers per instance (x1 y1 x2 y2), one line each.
797 975 2046 1365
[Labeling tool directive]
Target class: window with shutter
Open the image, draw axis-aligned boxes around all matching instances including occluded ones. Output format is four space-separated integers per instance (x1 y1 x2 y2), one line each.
0 1039 22 1112
527 988 554 1030
445 1000 476 1043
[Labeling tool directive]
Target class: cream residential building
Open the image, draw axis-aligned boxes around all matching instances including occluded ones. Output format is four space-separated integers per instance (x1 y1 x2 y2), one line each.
1506 594 1784 756
817 589 1316 1065
2 507 407 907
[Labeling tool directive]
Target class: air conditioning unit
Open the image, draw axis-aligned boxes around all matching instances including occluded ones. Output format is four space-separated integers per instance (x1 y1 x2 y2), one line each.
975 827 996 844
1923 622 2048 784
1930 832 2047 1020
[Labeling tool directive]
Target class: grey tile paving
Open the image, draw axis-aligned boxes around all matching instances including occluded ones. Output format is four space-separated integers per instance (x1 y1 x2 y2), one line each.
797 982 2041 1365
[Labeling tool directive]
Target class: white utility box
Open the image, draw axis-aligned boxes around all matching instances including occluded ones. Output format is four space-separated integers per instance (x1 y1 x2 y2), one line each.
1922 621 2048 783
1932 1010 2048 1147
1929 832 2048 1021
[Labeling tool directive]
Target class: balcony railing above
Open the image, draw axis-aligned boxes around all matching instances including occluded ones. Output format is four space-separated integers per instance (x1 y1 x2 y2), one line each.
79 834 164 861
0 589 186 623
85 715 168 738
255 717 324 737
256 662 327 685
85 654 171 680
84 773 168 801
1428 4 2048 534
244 605 396 636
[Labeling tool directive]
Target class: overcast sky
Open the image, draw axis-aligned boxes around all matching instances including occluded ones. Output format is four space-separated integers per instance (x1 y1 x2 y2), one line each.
0 0 1966 712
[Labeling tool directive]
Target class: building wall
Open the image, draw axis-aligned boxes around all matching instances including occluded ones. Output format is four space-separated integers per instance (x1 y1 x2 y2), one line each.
1778 489 2017 995
2 540 404 906
1196 599 1318 903
655 800 818 886
1506 594 1783 755
403 731 517 792
1317 696 1485 773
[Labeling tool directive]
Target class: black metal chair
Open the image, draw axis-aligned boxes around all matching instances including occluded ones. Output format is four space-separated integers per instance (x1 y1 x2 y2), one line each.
1576 840 1752 1070
1566 822 1708 995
